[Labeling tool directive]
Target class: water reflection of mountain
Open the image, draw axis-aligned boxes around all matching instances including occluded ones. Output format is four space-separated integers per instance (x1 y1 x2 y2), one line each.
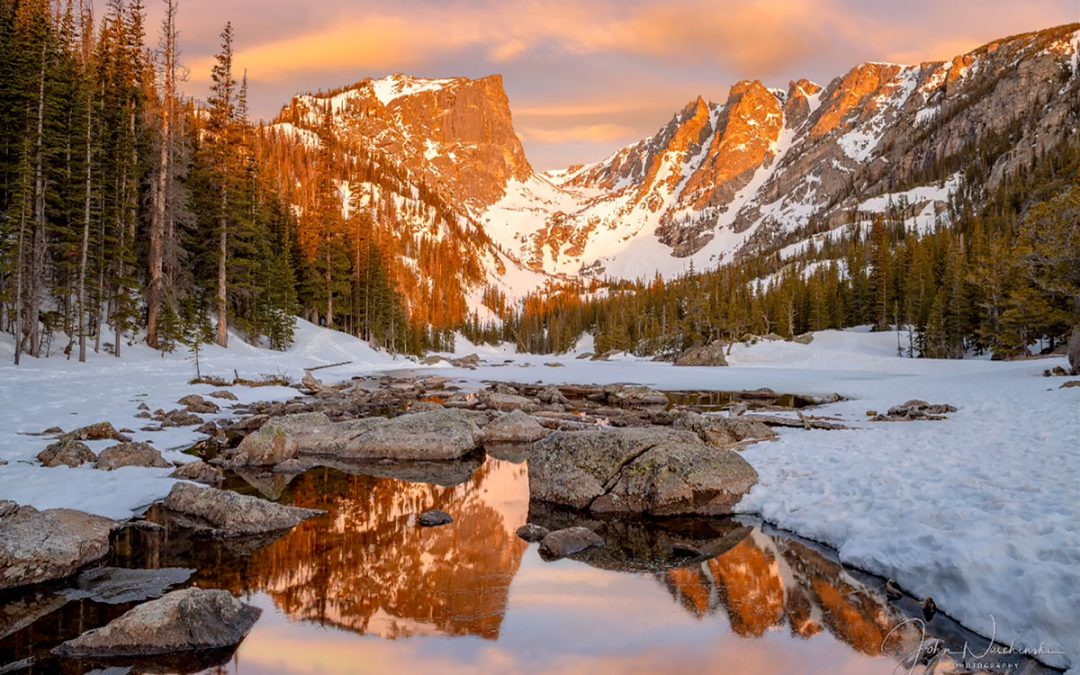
246 458 530 639
663 530 921 657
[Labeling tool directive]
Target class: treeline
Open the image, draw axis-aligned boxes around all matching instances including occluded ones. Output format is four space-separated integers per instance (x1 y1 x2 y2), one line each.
478 137 1079 359
0 0 425 365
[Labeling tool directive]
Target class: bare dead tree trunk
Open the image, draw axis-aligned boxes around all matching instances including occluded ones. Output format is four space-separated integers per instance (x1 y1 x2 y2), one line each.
147 0 177 349
216 193 228 347
28 42 48 359
325 247 333 328
13 185 27 366
78 99 91 362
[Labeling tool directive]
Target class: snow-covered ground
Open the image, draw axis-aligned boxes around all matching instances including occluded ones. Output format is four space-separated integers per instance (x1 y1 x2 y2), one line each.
1 322 1076 670
0 319 409 518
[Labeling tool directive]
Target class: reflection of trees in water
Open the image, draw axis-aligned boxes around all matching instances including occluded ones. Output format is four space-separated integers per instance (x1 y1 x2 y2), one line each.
663 531 919 656
238 459 528 639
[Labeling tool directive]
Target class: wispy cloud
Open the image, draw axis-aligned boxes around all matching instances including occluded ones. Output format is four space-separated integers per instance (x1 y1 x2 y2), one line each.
518 123 639 144
165 0 1076 168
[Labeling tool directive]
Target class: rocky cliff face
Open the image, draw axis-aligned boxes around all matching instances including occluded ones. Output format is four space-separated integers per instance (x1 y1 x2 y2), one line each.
279 74 531 210
484 23 1080 281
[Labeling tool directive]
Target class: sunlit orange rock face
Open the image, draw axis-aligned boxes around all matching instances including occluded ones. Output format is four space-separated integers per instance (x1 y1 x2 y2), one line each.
810 62 905 139
662 532 919 656
783 79 823 129
680 80 784 212
287 75 531 210
637 96 714 212
527 212 599 271
379 75 533 208
242 459 529 639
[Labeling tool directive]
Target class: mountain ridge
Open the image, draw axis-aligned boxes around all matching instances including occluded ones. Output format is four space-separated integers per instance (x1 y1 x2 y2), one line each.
259 23 1079 318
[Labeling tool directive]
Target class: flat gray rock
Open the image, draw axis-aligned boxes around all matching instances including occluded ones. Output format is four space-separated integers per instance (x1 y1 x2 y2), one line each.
62 567 194 605
162 483 324 537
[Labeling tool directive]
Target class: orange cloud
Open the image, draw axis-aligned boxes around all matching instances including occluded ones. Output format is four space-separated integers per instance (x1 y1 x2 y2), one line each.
187 0 856 85
518 123 638 143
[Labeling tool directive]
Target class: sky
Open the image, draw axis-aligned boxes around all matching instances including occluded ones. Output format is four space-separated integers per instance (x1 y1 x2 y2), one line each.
139 0 1075 169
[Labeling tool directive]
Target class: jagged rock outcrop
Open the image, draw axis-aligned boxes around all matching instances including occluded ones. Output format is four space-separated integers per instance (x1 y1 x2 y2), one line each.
487 24 1080 281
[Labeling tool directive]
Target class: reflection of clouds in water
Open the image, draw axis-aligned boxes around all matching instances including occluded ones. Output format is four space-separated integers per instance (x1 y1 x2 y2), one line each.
238 586 898 675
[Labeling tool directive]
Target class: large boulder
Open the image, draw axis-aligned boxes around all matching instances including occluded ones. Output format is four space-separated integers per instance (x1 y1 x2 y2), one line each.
162 483 324 537
53 588 260 657
0 502 118 590
328 408 483 461
227 409 481 466
484 410 547 443
96 442 171 471
674 341 729 366
228 412 334 466
674 411 776 448
529 428 758 516
37 440 96 468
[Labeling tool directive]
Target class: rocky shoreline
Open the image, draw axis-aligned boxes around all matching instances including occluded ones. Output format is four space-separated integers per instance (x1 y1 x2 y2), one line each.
4 368 971 671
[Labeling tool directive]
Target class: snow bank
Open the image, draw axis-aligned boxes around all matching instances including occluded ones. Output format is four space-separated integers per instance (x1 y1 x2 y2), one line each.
0 319 409 519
